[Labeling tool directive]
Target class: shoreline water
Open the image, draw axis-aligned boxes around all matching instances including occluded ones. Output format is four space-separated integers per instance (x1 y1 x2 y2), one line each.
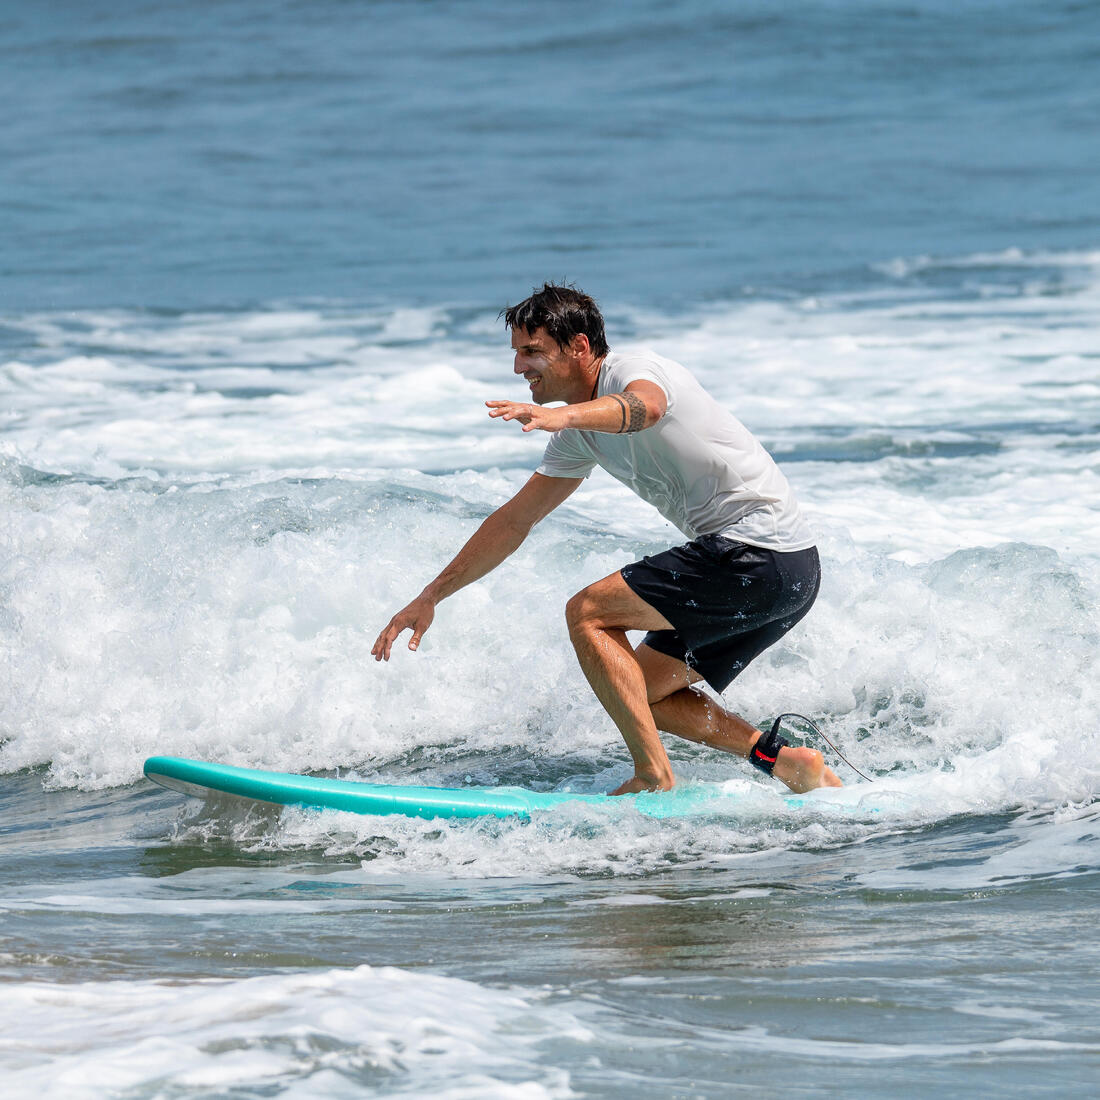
4 267 1099 1097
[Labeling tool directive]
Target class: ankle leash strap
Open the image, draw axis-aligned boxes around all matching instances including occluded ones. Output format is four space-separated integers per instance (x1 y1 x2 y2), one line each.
748 717 789 776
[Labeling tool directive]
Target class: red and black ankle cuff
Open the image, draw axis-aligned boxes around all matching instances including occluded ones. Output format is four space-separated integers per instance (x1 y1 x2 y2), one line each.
748 721 789 776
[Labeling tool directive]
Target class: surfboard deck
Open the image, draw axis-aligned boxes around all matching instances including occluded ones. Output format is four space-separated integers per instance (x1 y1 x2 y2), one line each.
143 755 824 821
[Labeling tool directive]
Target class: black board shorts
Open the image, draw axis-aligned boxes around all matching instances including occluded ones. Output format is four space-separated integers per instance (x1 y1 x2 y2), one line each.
620 534 821 693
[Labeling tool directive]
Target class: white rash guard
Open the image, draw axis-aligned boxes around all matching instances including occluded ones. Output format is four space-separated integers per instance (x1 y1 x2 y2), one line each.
536 348 815 552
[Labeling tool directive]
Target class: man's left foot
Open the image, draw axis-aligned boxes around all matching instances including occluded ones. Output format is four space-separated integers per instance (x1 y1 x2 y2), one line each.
609 773 675 796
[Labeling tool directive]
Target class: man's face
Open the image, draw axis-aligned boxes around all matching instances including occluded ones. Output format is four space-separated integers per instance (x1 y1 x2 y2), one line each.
511 327 577 405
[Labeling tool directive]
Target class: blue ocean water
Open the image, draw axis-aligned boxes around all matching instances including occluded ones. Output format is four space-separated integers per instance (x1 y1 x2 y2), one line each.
3 0 1098 311
2 1 1099 1096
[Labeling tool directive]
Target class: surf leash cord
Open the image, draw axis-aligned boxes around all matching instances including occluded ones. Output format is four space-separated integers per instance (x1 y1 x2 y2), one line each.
769 712 873 782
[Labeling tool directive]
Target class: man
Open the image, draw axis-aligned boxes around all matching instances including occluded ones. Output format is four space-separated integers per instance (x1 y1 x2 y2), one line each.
372 284 840 795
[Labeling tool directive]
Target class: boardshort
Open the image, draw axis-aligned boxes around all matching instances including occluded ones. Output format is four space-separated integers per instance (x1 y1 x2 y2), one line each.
620 534 820 693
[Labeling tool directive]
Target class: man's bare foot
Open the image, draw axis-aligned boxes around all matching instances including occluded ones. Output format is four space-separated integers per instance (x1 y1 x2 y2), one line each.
609 772 675 796
773 746 843 793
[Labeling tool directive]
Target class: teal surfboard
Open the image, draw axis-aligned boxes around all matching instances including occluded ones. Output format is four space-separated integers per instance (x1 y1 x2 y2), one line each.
143 755 826 821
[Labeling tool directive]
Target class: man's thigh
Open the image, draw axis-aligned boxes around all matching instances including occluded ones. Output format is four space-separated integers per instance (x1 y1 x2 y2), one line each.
566 570 675 633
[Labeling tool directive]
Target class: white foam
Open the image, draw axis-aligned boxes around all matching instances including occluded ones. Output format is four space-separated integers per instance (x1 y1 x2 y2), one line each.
2 253 1099 863
0 890 365 917
0 965 584 1098
872 246 1100 279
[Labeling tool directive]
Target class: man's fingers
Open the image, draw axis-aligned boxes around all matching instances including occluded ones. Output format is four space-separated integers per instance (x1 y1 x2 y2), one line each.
487 400 535 425
374 620 426 658
372 619 403 662
375 601 433 663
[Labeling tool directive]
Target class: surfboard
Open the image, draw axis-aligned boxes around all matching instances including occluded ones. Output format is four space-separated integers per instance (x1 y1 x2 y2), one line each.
143 755 825 821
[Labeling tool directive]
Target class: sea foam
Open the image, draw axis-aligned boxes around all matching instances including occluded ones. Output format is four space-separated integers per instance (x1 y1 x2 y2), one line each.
2 254 1098 840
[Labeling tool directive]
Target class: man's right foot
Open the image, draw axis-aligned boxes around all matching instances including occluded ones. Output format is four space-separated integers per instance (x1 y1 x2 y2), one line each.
774 746 843 793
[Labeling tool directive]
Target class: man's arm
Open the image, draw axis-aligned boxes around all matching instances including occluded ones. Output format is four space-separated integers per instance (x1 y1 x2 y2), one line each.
486 380 667 434
371 472 583 661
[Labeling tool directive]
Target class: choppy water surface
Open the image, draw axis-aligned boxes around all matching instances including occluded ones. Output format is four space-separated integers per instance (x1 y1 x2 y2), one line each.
3 781 1099 1097
3 0 1100 1095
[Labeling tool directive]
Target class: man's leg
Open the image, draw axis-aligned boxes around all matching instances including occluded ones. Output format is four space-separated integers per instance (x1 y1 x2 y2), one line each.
564 572 680 794
636 645 842 792
565 572 840 794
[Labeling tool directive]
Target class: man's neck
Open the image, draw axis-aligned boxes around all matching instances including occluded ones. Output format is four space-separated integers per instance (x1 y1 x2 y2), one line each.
573 354 605 404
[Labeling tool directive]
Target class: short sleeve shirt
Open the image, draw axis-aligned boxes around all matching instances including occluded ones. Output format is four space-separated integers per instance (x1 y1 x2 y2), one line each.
536 349 815 552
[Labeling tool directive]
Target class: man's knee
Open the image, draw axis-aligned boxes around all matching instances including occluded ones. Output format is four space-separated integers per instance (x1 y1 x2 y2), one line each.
565 572 666 640
564 586 598 638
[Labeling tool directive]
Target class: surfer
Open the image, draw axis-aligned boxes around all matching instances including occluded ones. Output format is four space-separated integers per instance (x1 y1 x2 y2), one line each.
372 284 841 795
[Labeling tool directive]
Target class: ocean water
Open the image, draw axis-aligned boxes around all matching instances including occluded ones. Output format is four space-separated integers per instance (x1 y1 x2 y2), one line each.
3 1 1099 1096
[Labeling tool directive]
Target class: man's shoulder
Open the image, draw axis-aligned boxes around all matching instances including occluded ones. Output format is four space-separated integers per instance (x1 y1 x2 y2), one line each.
606 346 681 371
604 347 689 393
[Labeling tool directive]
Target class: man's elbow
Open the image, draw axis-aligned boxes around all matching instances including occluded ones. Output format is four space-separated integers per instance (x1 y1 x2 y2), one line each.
643 401 665 429
623 382 667 431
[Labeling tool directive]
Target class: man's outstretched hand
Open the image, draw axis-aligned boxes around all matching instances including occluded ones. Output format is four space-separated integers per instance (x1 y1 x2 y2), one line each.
372 596 436 661
486 400 569 433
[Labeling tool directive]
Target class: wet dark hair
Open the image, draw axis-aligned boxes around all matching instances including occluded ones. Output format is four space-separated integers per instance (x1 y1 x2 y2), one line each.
501 283 609 357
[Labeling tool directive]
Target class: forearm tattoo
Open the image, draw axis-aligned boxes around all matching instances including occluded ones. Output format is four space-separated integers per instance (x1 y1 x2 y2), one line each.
610 392 647 433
